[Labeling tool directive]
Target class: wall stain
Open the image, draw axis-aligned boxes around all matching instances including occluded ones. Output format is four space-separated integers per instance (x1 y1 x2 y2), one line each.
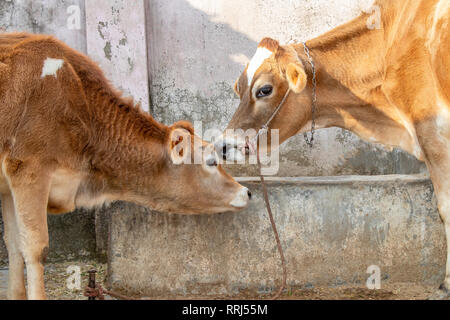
104 41 112 61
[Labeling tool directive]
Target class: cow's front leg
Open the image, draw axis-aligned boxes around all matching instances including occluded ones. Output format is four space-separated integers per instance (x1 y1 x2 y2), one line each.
426 186 450 300
1 193 26 299
5 160 51 300
417 127 450 299
433 188 450 299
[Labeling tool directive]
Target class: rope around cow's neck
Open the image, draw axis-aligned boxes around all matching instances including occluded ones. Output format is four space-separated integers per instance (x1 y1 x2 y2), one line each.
256 42 317 147
255 41 318 300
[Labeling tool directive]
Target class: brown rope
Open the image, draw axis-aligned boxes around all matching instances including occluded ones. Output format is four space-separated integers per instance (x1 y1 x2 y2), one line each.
256 145 287 300
84 270 140 300
103 287 140 300
84 284 105 300
84 284 141 300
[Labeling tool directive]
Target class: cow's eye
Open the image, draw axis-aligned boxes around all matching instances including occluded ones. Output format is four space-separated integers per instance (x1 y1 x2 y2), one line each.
256 85 273 98
206 157 218 167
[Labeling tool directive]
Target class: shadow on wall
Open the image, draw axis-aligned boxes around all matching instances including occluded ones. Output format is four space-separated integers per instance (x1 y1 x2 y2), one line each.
145 0 258 130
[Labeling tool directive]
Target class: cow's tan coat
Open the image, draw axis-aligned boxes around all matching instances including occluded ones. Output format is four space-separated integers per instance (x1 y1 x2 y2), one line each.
223 0 450 297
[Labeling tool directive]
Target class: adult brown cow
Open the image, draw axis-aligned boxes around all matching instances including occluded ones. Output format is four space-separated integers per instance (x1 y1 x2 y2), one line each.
217 0 449 298
0 33 251 299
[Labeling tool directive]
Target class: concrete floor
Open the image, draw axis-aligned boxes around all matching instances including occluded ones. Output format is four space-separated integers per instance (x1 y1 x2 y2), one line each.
0 265 442 300
0 262 446 300
0 260 107 300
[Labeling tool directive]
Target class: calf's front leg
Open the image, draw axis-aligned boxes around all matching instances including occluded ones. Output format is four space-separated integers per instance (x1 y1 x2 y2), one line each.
1 193 26 299
4 160 51 300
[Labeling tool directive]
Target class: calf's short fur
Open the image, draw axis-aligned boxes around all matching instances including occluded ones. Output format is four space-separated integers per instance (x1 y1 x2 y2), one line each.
0 33 249 299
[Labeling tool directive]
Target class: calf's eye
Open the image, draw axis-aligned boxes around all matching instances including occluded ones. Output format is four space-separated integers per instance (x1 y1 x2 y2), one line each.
256 85 273 98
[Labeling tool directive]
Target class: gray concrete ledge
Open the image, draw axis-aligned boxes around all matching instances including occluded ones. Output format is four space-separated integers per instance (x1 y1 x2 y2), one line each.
107 174 445 297
236 174 431 184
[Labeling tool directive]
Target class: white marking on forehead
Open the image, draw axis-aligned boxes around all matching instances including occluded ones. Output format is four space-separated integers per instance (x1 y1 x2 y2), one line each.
246 47 273 86
41 58 64 78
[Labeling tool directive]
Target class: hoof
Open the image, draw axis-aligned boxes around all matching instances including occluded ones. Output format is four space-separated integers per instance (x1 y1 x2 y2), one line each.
428 284 450 300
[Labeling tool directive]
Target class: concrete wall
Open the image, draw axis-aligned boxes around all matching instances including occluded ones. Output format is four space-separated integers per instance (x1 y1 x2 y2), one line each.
0 0 86 53
145 0 425 176
85 0 150 111
107 176 445 297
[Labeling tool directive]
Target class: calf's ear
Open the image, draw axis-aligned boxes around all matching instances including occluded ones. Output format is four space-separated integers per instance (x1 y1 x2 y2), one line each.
233 78 240 97
285 63 307 93
168 128 191 165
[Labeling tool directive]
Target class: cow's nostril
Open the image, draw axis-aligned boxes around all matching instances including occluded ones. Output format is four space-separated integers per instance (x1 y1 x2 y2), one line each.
222 144 227 160
244 144 250 155
247 189 252 199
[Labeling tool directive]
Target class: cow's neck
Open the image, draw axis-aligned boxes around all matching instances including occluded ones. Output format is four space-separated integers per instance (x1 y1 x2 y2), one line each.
293 12 423 160
80 90 168 203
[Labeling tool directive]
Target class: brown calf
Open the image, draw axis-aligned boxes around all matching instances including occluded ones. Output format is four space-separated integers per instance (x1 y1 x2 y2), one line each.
218 0 450 298
0 33 250 299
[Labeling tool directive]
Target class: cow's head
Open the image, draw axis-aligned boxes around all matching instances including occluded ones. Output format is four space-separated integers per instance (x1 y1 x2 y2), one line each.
215 38 312 161
148 121 251 214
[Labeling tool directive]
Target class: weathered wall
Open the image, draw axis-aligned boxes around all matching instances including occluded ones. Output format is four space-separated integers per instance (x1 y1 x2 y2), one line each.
85 0 150 111
108 176 445 297
145 0 425 176
0 0 86 53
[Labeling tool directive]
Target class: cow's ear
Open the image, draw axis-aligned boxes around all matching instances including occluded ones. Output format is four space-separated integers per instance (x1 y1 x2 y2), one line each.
285 63 307 93
233 78 240 97
168 128 190 165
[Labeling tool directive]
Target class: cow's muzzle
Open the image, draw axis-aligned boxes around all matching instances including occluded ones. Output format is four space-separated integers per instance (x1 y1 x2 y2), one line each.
214 134 251 162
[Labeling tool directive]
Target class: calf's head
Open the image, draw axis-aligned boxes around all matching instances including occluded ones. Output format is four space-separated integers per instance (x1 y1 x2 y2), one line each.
142 121 251 214
215 38 312 161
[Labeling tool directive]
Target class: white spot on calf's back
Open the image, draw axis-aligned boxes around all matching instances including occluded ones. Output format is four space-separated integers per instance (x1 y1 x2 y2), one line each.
41 58 64 78
247 47 273 86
